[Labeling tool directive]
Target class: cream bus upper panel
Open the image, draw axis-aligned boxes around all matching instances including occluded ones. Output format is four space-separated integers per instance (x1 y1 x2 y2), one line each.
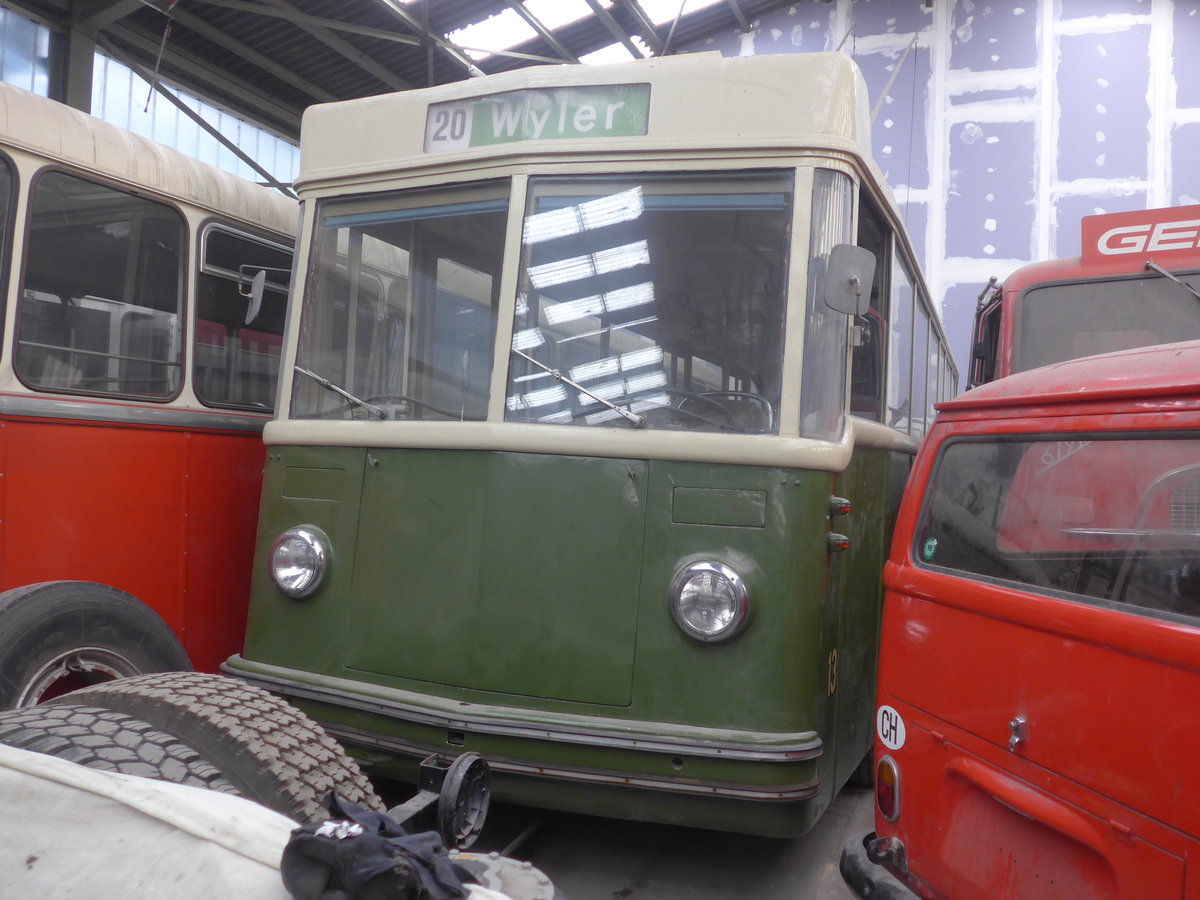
0 81 295 235
298 53 878 189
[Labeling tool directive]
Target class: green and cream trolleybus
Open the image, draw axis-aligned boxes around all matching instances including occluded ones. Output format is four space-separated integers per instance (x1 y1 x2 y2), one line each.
225 52 957 836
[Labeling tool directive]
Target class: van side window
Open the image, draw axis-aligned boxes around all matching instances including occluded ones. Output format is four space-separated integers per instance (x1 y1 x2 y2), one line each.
918 437 1200 623
17 172 184 398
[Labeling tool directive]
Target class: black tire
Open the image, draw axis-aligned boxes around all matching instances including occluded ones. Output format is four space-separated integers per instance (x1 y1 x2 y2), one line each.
0 703 238 793
0 581 190 709
55 671 384 822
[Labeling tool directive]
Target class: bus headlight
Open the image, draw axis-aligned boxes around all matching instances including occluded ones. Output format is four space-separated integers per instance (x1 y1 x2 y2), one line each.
269 526 330 598
669 561 749 642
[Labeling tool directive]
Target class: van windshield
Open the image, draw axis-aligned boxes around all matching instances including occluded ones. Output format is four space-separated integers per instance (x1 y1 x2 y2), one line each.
1013 272 1200 374
504 172 792 433
916 436 1200 623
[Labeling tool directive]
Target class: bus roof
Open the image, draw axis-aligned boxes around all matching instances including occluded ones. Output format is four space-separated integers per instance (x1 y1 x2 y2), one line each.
946 340 1200 411
0 81 295 235
297 52 880 191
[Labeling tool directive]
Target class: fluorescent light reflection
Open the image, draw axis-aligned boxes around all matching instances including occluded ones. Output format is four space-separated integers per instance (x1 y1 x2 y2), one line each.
585 392 669 425
511 328 546 350
506 384 568 411
578 370 668 407
569 346 664 383
527 240 649 289
543 282 655 325
558 315 657 345
523 188 644 244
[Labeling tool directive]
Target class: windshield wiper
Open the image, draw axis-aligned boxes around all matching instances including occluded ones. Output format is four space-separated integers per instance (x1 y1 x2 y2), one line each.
294 366 386 420
1145 260 1200 303
513 348 645 427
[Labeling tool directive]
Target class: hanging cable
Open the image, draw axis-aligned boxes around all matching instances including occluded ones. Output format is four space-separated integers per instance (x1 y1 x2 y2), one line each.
143 0 179 113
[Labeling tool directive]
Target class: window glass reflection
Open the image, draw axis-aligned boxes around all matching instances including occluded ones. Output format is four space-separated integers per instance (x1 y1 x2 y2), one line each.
506 172 792 434
293 181 507 420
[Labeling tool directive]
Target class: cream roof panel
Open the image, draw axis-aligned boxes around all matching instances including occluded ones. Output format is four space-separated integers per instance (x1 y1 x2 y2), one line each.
298 52 876 188
0 81 295 234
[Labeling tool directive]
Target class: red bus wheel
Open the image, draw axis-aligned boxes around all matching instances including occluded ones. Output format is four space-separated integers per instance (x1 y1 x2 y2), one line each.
0 582 190 709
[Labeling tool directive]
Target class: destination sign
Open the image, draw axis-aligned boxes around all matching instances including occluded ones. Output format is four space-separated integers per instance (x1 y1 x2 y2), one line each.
424 84 650 153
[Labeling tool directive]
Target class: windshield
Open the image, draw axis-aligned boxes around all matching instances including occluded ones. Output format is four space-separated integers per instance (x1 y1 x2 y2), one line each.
917 436 1200 625
293 181 508 420
504 172 792 433
1013 270 1200 373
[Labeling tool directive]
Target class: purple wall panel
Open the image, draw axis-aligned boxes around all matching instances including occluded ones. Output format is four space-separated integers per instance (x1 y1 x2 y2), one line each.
730 4 835 56
1061 0 1151 18
896 197 928 281
949 87 1036 105
946 121 1036 260
855 47 931 190
1053 191 1148 258
940 282 984 375
851 0 930 37
949 3 1037 71
1175 6 1200 108
1170 124 1200 207
1056 28 1150 181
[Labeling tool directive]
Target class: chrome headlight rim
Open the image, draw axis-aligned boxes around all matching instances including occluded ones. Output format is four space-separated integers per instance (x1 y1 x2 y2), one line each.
669 560 750 643
268 525 330 599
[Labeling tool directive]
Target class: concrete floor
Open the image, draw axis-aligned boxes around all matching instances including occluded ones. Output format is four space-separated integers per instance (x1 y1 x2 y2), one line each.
471 786 875 899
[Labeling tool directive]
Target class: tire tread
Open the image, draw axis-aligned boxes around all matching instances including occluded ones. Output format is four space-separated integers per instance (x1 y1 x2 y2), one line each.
57 672 382 821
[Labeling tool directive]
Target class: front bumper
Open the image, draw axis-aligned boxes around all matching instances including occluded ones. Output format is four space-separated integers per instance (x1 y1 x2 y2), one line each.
224 654 828 835
839 832 916 900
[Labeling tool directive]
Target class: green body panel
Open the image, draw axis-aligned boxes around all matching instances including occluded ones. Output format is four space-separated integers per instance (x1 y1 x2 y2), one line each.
829 445 911 789
348 451 647 705
237 440 908 835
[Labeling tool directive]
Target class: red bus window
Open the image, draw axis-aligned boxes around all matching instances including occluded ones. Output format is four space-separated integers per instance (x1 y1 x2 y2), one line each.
17 172 184 399
195 225 291 410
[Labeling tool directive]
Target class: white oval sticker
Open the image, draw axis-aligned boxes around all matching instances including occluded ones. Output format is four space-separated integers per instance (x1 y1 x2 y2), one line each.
877 704 906 751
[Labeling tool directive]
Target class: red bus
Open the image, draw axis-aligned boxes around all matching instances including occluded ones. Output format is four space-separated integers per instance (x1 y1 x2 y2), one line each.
0 83 296 707
842 340 1200 899
968 205 1200 387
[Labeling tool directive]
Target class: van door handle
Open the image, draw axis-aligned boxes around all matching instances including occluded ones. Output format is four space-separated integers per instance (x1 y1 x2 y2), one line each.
1008 715 1027 752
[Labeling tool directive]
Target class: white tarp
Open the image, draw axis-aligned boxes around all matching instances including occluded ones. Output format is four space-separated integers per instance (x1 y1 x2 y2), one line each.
0 743 512 899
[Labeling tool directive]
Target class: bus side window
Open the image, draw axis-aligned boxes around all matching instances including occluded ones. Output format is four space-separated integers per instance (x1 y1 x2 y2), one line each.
851 195 889 422
195 226 292 410
16 172 184 399
887 252 916 433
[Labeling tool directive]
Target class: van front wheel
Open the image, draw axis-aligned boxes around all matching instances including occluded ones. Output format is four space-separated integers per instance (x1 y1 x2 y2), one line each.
0 582 190 709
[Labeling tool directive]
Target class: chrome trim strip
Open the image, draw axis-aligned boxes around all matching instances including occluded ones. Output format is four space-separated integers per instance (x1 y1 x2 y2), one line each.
328 721 822 802
226 663 823 764
0 393 269 433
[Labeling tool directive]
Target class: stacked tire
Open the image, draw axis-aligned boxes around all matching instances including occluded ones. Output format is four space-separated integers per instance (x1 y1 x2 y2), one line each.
0 671 383 822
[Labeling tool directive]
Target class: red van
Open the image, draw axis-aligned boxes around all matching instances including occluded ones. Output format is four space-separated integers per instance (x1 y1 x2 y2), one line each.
841 340 1200 900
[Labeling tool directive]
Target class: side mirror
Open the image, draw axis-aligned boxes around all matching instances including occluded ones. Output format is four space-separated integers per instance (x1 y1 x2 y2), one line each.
245 269 266 326
825 244 876 316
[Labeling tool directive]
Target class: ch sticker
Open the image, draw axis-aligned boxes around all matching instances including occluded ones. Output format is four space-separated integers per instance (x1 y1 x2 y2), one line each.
877 705 906 751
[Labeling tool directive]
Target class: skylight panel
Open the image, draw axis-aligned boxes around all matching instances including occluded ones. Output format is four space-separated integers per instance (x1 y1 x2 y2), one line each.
637 0 724 26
